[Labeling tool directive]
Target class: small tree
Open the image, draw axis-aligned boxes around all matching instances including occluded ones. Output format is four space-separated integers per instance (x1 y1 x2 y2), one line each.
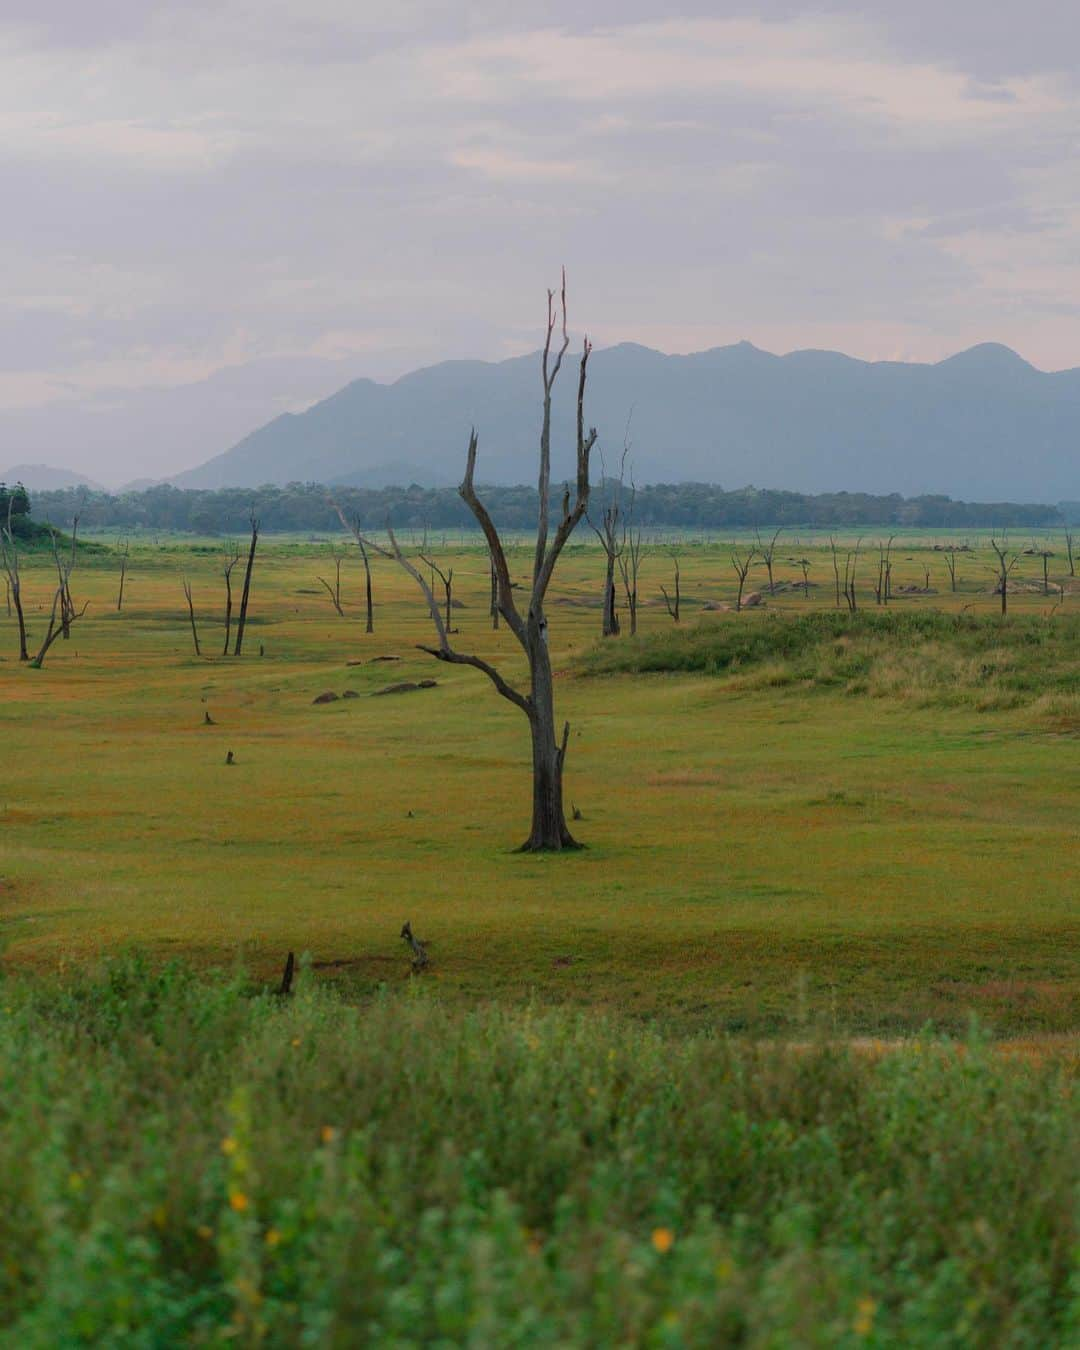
990 536 1020 616
182 578 202 656
317 552 346 617
116 540 130 612
616 477 644 636
420 553 455 632
1065 529 1075 579
221 543 241 655
659 554 681 623
588 461 625 638
730 545 756 612
336 275 597 851
756 527 782 595
357 534 374 633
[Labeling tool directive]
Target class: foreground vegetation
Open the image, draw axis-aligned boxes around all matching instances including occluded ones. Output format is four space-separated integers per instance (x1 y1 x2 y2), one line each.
0 960 1076 1346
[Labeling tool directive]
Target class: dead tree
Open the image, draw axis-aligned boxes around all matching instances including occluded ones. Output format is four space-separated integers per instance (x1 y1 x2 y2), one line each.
29 569 89 669
182 578 202 656
335 274 596 851
874 536 895 606
116 540 129 612
0 501 28 660
829 536 842 609
616 477 644 636
842 538 862 613
49 517 79 639
221 543 241 655
756 527 783 595
659 554 681 622
233 512 259 656
317 553 346 617
489 552 499 630
797 557 811 596
990 536 1020 616
357 534 374 633
730 545 756 612
588 458 625 637
420 554 455 632
1035 550 1054 595
1066 529 1075 579
944 547 959 593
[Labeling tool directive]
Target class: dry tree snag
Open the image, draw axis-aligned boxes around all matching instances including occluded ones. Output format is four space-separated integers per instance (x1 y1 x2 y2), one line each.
182 578 202 656
659 554 681 622
588 460 624 637
29 569 89 669
1 500 28 660
1066 529 1075 579
233 512 259 656
944 547 959 593
990 536 1020 616
49 517 79 639
221 543 241 655
116 540 129 612
419 554 455 632
316 553 346 617
797 556 811 596
357 534 374 633
756 527 782 595
336 275 596 852
1035 550 1054 595
829 536 842 608
842 538 862 613
616 477 644 636
874 536 895 605
730 545 756 612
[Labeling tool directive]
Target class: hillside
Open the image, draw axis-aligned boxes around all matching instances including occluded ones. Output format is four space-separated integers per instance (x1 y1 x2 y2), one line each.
1 463 105 492
173 341 1080 500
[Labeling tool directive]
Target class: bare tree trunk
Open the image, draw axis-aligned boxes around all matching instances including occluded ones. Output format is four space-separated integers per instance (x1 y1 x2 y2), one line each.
421 555 454 632
524 630 575 850
10 578 27 661
233 514 259 655
183 578 202 656
731 546 755 612
117 541 129 611
358 536 374 633
830 536 841 608
991 537 1018 616
1066 530 1075 578
1 504 28 661
602 551 620 635
945 549 958 592
222 544 240 655
489 555 499 630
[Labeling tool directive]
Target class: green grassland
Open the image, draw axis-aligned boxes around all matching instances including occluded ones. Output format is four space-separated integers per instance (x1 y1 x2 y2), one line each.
2 530 1077 1039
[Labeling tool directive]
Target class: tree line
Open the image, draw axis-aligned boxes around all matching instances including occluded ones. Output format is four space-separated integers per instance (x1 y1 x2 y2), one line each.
25 480 1065 534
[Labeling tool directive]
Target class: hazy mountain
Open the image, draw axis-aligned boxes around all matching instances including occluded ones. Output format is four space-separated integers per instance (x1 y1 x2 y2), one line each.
172 341 1080 500
1 463 105 491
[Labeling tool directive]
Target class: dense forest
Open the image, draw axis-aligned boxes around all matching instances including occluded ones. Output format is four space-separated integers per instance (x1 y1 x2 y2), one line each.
13 479 1066 534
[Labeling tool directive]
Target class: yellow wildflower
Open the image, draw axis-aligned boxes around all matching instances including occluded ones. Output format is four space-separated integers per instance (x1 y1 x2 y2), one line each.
854 1295 878 1336
651 1227 675 1254
320 1125 337 1145
229 1191 249 1213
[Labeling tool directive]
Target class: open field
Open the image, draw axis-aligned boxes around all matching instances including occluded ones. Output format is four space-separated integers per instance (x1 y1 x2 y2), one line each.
2 531 1077 1039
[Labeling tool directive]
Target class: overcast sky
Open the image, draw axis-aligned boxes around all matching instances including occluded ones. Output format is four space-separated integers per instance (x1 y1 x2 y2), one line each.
3 1 1080 484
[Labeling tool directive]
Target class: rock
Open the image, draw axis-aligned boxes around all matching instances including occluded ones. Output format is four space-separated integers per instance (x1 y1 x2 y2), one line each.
418 679 438 688
450 598 467 609
741 591 764 607
312 691 340 704
342 689 360 699
369 655 401 663
345 659 365 666
373 682 419 696
701 601 731 612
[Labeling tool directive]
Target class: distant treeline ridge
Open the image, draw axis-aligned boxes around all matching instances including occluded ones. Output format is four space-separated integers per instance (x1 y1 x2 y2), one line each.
24 481 1069 533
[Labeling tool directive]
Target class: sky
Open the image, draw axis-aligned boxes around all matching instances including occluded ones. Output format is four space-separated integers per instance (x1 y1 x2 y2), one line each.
2 0 1080 485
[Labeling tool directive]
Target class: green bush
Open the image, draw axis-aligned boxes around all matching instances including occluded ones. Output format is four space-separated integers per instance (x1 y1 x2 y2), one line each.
0 958 1076 1344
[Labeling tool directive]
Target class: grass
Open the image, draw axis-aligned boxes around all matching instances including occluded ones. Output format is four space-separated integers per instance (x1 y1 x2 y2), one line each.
0 957 1076 1345
1 533 1078 1039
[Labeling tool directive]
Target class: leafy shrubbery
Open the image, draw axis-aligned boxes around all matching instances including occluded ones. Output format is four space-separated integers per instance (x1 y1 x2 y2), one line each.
0 958 1076 1344
579 611 1080 714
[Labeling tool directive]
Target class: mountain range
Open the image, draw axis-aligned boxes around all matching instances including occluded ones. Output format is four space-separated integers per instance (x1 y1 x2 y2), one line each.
170 341 1080 501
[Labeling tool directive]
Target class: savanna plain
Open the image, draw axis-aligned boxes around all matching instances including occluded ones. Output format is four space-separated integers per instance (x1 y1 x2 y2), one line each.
1 530 1078 1345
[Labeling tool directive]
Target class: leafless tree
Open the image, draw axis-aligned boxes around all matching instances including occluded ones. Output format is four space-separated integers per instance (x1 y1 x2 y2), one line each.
116 540 129 612
944 547 959 593
29 581 89 669
334 274 597 851
874 536 895 605
317 552 346 617
1065 529 1075 579
588 453 626 637
1035 549 1054 595
756 527 783 595
616 478 644 636
221 543 241 655
842 539 862 613
0 500 28 660
233 512 259 655
182 578 202 656
730 544 756 612
796 556 811 596
990 536 1021 616
420 553 455 632
49 517 79 640
829 536 842 608
659 553 681 622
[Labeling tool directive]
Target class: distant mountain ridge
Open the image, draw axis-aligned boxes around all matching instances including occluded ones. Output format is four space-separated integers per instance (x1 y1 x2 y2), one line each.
171 341 1080 501
2 463 105 492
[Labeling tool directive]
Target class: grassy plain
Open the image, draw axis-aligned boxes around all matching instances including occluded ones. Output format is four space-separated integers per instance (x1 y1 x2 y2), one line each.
2 529 1077 1039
